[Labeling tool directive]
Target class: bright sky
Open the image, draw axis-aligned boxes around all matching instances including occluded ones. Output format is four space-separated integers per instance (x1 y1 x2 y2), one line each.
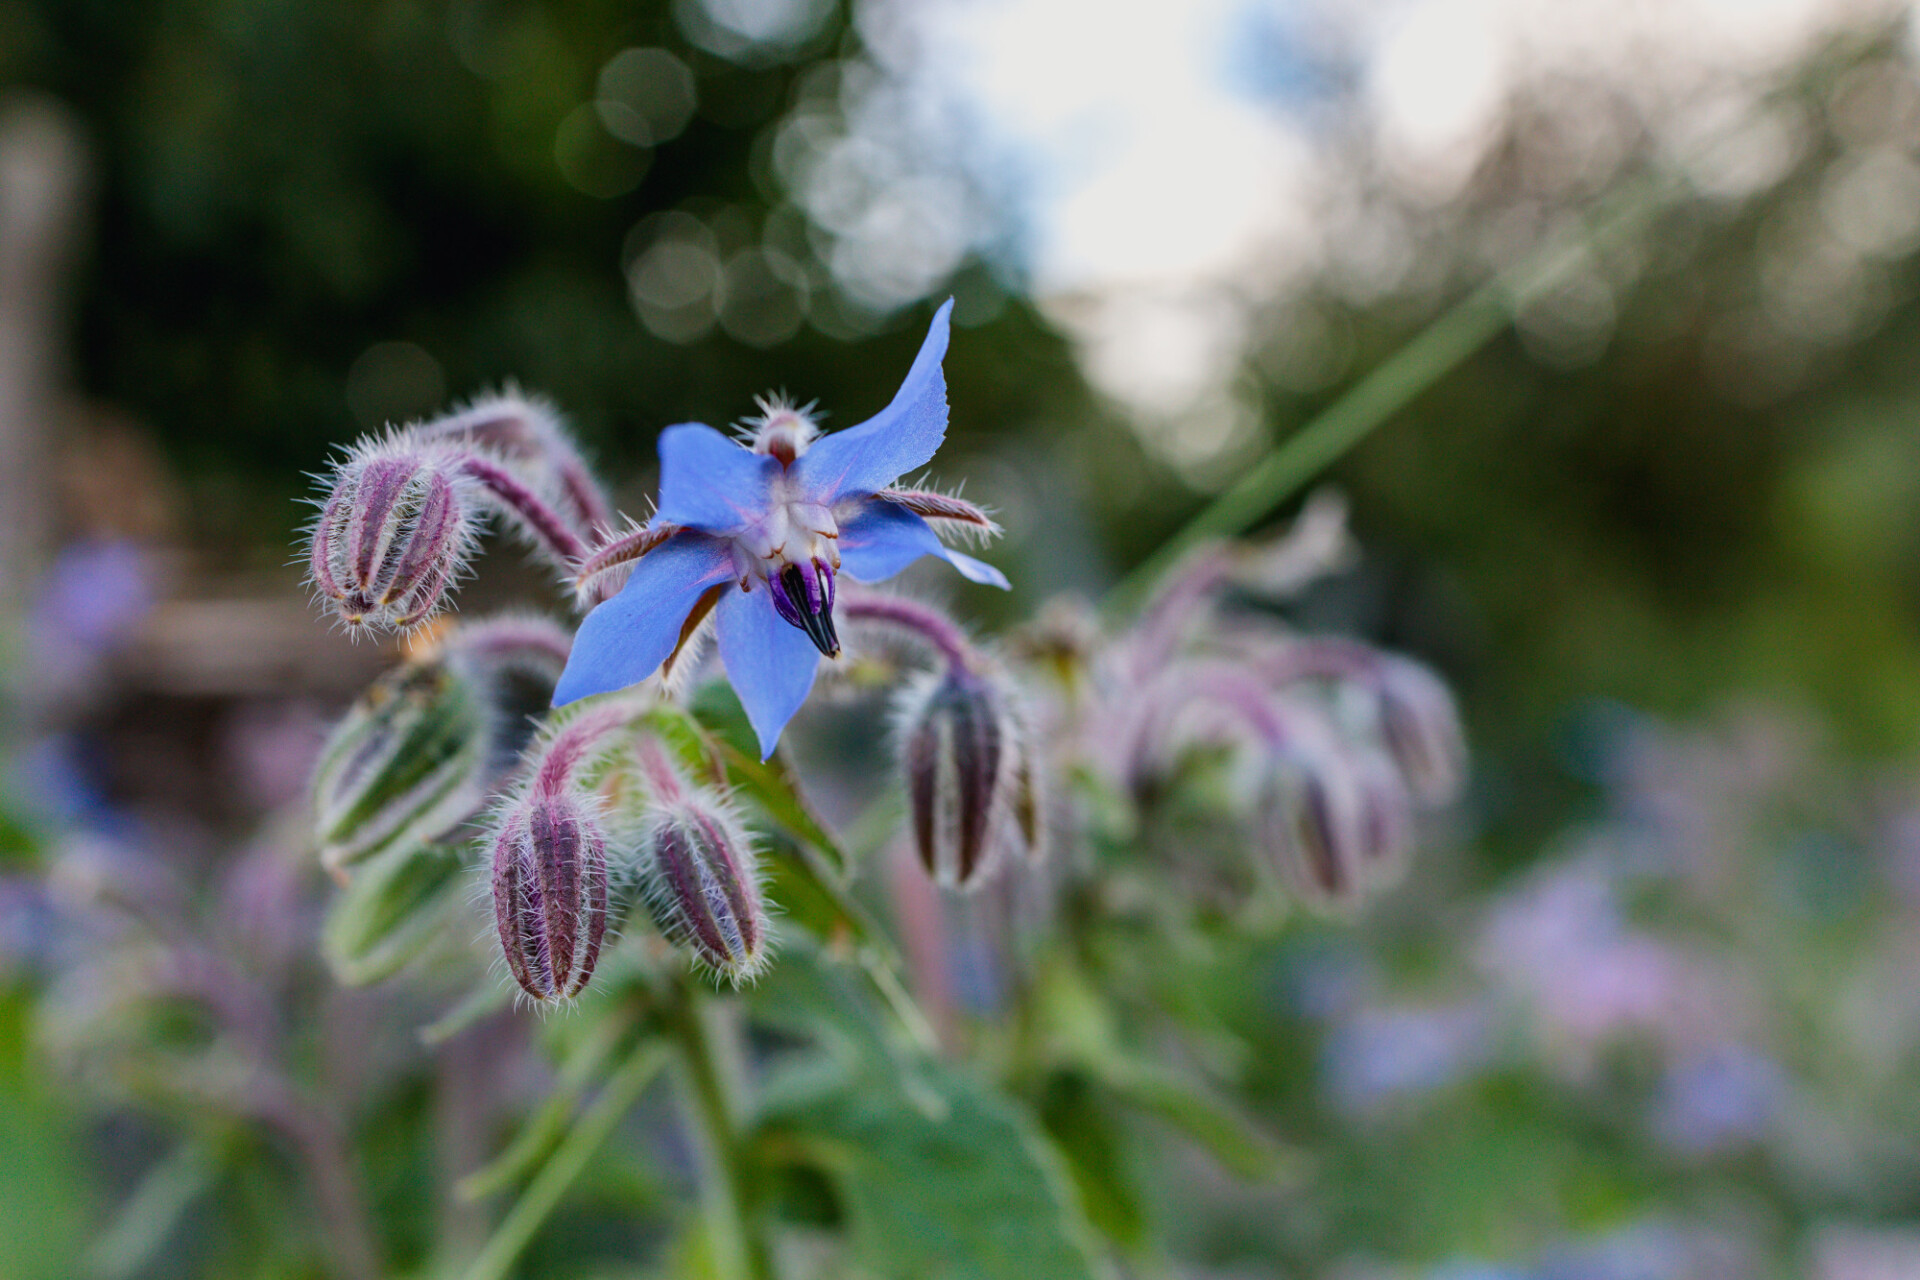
841 0 1907 471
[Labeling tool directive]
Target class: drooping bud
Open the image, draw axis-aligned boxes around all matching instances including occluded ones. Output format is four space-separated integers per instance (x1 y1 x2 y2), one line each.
897 664 1031 889
1372 657 1466 806
639 797 768 984
491 792 610 1002
768 559 839 657
311 616 568 875
309 441 475 633
322 839 467 986
1350 750 1414 887
312 655 488 875
1257 739 1370 909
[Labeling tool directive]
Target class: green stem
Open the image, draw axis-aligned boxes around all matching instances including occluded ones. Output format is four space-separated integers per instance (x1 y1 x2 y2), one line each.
671 991 774 1280
458 1037 672 1280
1104 173 1677 618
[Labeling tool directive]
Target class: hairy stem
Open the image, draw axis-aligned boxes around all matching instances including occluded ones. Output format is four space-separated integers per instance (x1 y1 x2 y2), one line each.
671 990 773 1280
573 523 678 606
457 453 590 567
839 591 976 671
459 1035 673 1280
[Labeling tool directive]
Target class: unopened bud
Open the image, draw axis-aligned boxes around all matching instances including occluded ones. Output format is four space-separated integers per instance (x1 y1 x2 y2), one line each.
640 799 768 985
1350 751 1414 887
313 655 487 874
898 665 1031 890
322 840 466 985
311 618 567 875
1373 658 1465 806
491 793 610 1001
1259 742 1369 909
310 441 475 633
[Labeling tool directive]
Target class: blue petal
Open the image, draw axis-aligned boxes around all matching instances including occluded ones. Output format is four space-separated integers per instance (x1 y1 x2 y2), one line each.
837 498 1012 590
715 582 822 759
552 532 733 705
793 299 953 504
655 423 780 533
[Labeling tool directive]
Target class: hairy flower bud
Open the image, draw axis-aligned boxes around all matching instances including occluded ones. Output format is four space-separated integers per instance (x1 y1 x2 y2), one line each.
310 442 475 633
639 798 768 984
1258 741 1369 909
1373 657 1466 806
897 664 1032 890
491 793 610 1001
311 618 568 875
322 840 466 986
313 655 487 875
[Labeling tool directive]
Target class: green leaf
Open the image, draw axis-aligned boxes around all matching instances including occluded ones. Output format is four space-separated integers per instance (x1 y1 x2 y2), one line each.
457 1004 642 1201
86 1137 224 1280
750 951 1104 1280
1034 958 1299 1183
1036 1072 1147 1250
715 743 848 877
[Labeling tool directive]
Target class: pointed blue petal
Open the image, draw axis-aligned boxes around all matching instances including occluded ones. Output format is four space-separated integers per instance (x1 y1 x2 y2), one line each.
793 299 953 504
837 498 1011 589
552 532 733 705
655 423 780 533
715 582 821 759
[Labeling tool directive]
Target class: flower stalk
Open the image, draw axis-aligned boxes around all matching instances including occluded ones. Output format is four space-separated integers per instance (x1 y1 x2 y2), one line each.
669 989 773 1280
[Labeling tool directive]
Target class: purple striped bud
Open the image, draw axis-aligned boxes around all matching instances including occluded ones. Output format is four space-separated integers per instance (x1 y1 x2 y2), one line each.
897 665 1032 890
309 441 475 634
1373 657 1466 806
640 799 768 984
1258 741 1369 909
491 793 610 1001
1351 750 1415 886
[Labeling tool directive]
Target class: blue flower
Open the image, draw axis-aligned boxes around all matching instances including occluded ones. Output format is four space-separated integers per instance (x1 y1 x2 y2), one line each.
553 300 1008 757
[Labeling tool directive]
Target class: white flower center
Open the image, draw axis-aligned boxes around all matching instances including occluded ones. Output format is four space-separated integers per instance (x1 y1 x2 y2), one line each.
732 476 839 587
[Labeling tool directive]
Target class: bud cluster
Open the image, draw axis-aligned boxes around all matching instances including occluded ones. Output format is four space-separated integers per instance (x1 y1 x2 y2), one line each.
479 702 772 1001
1062 499 1468 913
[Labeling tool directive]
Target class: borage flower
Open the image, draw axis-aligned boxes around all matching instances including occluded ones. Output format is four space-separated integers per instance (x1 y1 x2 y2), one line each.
553 300 1008 756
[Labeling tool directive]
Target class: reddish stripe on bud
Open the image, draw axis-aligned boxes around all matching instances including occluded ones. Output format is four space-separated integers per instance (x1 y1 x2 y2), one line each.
899 666 1029 890
491 794 609 1001
310 445 471 634
641 801 767 984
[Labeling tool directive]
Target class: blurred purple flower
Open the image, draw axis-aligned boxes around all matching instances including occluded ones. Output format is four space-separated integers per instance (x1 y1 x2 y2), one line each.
30 537 155 655
1809 1225 1920 1280
1321 1001 1494 1111
554 299 1009 756
1652 1044 1786 1156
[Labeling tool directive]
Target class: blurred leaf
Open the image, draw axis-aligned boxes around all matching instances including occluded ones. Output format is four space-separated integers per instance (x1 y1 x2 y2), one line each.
419 982 514 1047
1035 958 1298 1182
86 1136 223 1280
458 1003 642 1202
1036 1072 1147 1250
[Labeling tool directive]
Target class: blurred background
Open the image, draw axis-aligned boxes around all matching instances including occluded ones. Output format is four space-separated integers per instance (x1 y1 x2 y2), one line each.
10 0 1920 1275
